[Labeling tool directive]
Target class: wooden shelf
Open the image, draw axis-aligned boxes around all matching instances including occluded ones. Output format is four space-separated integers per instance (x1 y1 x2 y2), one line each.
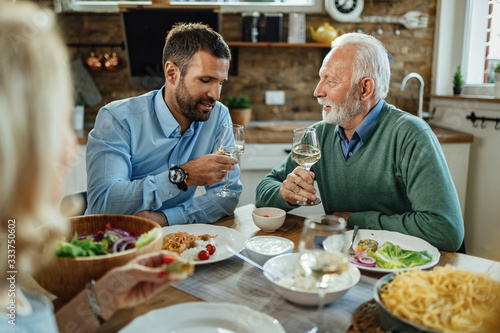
227 42 331 48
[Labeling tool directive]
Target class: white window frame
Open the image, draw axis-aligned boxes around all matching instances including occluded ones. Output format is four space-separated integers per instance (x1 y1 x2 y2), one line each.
54 0 152 13
54 0 323 13
432 0 495 96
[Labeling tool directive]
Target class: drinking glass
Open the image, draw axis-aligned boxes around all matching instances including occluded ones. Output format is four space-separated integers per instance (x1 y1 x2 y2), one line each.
298 215 348 333
214 124 245 198
292 127 321 206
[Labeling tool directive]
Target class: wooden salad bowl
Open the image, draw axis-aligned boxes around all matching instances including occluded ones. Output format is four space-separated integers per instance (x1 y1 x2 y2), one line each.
33 214 162 301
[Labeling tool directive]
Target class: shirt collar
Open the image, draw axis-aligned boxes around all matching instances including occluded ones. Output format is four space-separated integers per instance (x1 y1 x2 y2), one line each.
337 99 384 143
154 86 197 137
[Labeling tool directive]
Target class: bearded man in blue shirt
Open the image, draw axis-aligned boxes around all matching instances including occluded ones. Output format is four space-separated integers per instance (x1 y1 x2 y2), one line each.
85 23 241 226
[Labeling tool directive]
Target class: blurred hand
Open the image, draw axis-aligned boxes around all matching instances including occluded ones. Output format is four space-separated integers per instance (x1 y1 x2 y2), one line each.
94 251 182 320
279 166 318 205
332 212 352 223
135 211 168 227
181 153 238 187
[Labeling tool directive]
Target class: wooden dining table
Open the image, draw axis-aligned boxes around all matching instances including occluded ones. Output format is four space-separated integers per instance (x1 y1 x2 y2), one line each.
30 204 500 333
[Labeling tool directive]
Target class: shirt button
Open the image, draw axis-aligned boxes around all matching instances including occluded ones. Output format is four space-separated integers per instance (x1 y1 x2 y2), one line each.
176 128 179 132
150 206 154 210
171 164 175 167
168 193 173 197
348 152 353 156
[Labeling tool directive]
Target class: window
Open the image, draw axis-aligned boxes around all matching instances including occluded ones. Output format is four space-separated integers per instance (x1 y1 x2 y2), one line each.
433 0 499 95
55 0 152 13
463 0 499 85
55 0 321 13
171 0 322 14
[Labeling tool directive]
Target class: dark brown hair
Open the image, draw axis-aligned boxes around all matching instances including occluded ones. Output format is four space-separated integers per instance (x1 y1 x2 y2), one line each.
162 22 231 76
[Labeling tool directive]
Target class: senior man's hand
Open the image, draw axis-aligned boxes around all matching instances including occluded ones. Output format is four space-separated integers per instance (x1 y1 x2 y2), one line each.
279 166 319 205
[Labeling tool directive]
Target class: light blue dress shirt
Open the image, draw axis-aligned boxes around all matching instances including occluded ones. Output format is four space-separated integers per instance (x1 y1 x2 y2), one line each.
338 99 384 160
85 88 242 225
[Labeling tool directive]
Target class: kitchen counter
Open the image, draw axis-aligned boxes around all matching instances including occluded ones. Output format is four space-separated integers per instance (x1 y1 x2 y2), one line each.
244 122 473 144
76 122 473 145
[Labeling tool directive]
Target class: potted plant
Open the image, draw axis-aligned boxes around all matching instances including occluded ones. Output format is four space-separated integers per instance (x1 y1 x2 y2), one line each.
73 93 85 131
494 62 500 98
226 94 252 128
453 65 464 96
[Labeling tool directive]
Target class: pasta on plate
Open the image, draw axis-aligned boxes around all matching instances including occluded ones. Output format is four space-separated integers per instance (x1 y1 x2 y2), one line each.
380 265 500 332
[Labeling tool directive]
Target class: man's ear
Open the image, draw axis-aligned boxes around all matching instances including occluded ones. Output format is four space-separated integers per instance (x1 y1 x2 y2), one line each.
359 77 375 101
164 61 179 84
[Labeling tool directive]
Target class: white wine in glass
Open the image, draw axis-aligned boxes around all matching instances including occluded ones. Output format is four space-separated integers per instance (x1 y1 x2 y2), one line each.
292 127 321 206
215 124 244 198
299 215 348 333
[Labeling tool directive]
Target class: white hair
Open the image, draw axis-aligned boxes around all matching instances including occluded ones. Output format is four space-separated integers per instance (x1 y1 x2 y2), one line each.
0 2 72 281
330 32 391 100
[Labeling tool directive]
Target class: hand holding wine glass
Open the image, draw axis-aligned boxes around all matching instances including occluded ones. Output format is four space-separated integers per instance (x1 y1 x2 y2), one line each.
298 215 348 333
215 124 244 198
292 127 321 206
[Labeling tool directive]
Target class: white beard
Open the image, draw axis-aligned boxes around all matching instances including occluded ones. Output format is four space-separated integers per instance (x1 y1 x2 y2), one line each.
320 88 364 127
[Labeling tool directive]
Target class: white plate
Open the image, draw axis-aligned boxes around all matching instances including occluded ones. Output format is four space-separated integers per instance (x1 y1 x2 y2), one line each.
162 224 246 265
341 229 440 273
119 302 285 333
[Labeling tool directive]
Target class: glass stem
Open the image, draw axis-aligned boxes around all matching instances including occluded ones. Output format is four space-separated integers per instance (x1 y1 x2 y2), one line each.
317 279 328 331
224 170 230 190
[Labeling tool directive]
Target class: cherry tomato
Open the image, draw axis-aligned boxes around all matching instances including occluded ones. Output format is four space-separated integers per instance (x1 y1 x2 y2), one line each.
162 254 177 264
198 250 210 261
206 244 216 255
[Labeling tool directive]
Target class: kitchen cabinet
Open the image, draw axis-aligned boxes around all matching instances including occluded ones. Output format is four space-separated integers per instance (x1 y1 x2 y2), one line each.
430 96 499 260
61 144 87 199
440 143 471 216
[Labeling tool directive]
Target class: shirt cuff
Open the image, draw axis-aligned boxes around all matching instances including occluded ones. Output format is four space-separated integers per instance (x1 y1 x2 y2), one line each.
155 170 180 201
162 206 187 226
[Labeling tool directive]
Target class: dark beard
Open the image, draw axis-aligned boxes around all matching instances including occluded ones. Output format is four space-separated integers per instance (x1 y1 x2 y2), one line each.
174 76 215 122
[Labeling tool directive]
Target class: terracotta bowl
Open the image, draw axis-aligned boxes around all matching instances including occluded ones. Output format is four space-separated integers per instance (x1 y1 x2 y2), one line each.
33 214 162 301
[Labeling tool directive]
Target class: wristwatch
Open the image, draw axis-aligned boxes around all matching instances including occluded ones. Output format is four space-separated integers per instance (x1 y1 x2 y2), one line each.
168 166 188 191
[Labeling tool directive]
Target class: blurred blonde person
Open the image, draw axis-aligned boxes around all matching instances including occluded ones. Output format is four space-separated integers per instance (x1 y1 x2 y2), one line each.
0 2 179 332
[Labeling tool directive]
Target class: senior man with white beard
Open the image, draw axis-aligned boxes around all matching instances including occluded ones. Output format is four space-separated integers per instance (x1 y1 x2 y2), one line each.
255 32 464 252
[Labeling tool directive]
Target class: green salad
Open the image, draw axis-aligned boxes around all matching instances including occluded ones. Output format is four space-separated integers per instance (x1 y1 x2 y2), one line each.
366 241 433 269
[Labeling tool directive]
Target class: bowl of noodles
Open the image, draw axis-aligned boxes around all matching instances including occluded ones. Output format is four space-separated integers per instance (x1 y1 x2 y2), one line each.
374 266 500 333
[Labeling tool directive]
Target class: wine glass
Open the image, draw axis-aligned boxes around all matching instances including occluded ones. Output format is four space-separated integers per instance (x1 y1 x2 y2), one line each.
298 215 348 333
292 127 322 206
215 124 245 198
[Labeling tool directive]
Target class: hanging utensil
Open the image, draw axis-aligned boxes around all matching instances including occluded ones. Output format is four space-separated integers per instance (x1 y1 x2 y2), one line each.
356 11 429 30
85 51 102 71
104 51 120 71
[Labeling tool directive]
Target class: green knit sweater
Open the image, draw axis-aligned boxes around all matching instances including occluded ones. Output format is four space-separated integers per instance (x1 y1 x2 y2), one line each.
255 103 464 252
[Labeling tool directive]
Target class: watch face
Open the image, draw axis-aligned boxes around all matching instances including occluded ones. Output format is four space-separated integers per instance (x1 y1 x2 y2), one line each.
169 168 184 183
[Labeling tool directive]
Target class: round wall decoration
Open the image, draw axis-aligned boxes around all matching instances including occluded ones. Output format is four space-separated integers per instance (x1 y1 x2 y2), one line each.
325 0 365 22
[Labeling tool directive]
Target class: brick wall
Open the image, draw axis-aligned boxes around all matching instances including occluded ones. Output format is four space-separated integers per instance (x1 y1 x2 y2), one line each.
54 0 436 124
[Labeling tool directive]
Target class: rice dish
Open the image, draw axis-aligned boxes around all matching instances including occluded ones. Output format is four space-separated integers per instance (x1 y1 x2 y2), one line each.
180 238 217 261
276 264 352 292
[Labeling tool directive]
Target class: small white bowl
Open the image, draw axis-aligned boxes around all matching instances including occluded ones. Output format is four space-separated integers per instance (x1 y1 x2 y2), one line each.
252 207 286 232
245 236 295 266
263 253 360 306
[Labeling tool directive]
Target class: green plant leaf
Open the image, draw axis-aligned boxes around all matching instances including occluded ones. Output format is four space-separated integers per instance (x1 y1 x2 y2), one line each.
226 94 252 109
453 65 464 87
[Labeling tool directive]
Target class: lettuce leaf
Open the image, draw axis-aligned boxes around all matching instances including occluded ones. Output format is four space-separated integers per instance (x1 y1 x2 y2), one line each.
56 233 109 258
135 228 160 248
366 241 432 269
